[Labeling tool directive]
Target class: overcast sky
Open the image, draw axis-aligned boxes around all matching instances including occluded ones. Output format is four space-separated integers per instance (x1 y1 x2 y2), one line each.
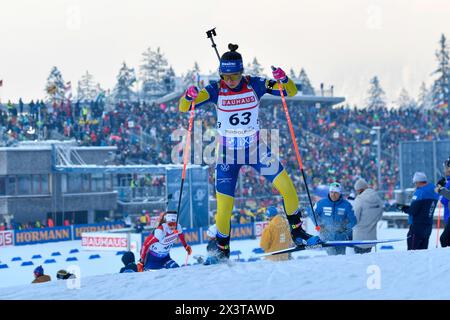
1 0 449 106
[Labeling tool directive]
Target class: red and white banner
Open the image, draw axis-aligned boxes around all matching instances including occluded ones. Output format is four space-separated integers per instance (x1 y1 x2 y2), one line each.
0 231 14 247
81 232 128 251
254 221 270 237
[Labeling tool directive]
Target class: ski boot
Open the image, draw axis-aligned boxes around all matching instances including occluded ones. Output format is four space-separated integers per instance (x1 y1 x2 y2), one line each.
203 236 230 265
286 210 322 246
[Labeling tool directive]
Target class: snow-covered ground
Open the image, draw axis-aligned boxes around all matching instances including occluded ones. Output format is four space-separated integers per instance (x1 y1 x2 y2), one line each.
0 227 448 299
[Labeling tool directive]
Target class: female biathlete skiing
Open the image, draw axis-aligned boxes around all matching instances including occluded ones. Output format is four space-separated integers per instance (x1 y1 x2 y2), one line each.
178 44 321 262
139 211 192 271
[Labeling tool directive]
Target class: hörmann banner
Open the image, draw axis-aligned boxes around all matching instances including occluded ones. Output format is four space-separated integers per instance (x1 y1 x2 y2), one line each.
14 226 72 246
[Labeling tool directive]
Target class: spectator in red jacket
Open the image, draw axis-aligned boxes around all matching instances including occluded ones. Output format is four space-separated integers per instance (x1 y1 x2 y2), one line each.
47 218 54 228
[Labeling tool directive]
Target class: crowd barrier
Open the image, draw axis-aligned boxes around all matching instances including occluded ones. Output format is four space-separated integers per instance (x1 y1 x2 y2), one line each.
3 222 126 246
1 221 269 249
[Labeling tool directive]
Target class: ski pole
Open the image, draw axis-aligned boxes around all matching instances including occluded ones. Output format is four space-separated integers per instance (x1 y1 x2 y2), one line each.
206 28 221 62
436 202 442 248
176 101 196 224
271 66 320 231
184 251 191 267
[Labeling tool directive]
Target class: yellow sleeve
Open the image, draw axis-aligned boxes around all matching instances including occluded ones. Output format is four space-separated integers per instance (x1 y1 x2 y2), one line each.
178 89 211 112
272 78 298 97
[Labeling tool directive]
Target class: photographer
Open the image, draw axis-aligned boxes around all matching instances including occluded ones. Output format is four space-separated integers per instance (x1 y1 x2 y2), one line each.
399 172 439 250
260 207 294 261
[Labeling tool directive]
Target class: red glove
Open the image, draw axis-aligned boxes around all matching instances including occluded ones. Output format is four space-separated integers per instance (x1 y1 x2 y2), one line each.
272 67 287 82
185 86 199 100
137 260 144 272
185 245 192 255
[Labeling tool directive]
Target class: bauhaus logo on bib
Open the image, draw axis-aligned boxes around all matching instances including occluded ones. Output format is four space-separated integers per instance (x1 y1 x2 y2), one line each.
222 96 256 107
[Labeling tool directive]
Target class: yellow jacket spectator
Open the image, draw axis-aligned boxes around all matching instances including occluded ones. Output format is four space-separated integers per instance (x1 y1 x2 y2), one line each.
139 214 147 225
239 214 248 224
260 207 294 261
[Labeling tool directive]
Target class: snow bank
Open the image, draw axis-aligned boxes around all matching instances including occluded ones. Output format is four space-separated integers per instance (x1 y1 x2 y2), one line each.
1 233 449 299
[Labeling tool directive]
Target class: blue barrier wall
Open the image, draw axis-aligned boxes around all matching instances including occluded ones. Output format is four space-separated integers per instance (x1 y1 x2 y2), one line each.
10 222 256 246
14 226 72 246
13 222 125 246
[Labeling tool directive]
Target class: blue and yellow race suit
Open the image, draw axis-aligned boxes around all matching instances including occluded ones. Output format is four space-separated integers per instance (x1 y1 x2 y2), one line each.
179 75 298 245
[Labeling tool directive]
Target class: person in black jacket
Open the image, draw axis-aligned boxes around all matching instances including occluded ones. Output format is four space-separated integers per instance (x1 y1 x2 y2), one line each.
399 172 439 250
120 251 138 273
436 174 450 247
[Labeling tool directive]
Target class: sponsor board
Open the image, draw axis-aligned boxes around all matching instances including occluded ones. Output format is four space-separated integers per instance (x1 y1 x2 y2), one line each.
81 232 128 251
73 222 126 240
254 221 270 237
15 227 72 245
230 223 254 240
173 228 201 247
0 231 14 247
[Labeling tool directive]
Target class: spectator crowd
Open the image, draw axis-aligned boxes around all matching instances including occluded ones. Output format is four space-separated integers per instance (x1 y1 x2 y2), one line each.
1 95 449 213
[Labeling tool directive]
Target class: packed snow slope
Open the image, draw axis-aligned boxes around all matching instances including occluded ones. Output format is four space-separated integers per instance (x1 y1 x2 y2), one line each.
1 243 450 299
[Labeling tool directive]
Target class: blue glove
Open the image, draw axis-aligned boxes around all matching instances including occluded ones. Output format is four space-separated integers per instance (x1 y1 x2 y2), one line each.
306 236 323 246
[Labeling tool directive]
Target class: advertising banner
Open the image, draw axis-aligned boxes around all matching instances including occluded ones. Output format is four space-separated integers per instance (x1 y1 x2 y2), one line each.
73 222 126 240
15 227 72 246
0 231 14 247
81 232 128 251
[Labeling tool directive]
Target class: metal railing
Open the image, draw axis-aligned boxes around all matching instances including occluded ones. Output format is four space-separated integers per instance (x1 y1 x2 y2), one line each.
116 186 165 203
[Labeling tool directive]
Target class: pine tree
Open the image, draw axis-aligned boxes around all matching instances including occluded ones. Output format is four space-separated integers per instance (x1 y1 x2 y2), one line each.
140 47 170 100
45 66 66 103
94 83 106 103
183 62 201 87
298 68 315 95
431 34 450 108
245 57 265 77
396 88 417 110
366 76 386 109
417 82 433 110
77 71 98 102
113 62 137 102
163 66 176 93
289 68 299 81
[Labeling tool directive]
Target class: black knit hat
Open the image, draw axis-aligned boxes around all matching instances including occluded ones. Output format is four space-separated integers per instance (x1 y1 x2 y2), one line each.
219 44 244 73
